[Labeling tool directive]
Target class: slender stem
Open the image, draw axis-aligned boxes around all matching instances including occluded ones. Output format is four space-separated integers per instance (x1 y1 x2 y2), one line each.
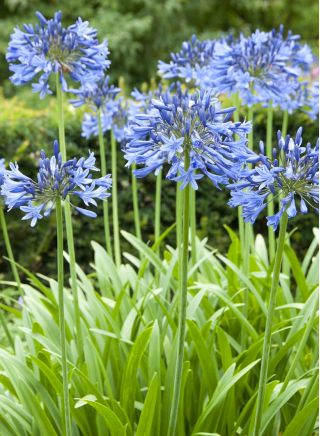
266 100 275 262
281 110 289 138
97 110 112 256
111 131 121 267
167 148 190 436
232 93 240 123
189 185 196 271
176 183 182 249
281 110 290 276
248 105 254 151
56 73 84 362
155 170 162 252
241 222 251 347
253 213 288 436
0 207 21 291
131 164 142 241
56 198 72 436
240 105 254 346
232 94 244 248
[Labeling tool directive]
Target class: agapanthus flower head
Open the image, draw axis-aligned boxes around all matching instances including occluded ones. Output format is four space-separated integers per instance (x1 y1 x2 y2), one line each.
124 83 253 189
211 27 313 106
1 140 112 226
69 75 120 110
228 127 319 229
80 86 158 143
158 34 216 87
7 11 110 98
304 81 319 121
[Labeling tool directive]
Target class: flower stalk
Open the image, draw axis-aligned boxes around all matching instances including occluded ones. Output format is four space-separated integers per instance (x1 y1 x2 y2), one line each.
132 164 142 241
155 169 162 252
266 100 275 261
253 212 288 436
167 146 190 436
97 109 112 256
0 207 21 292
56 73 84 361
56 197 72 436
111 131 121 267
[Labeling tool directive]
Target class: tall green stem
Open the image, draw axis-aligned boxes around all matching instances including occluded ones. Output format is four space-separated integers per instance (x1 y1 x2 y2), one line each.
248 106 254 151
155 170 162 251
167 148 190 436
111 131 121 267
56 197 72 436
189 188 196 270
56 73 83 361
0 207 21 291
240 105 254 346
253 213 288 436
266 100 275 261
281 110 290 277
281 110 289 138
176 183 182 249
131 164 142 241
232 94 244 248
97 110 112 256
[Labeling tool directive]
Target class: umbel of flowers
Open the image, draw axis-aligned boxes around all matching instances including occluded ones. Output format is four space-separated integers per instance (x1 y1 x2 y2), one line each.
6 11 110 98
228 127 319 228
2 141 112 226
125 83 252 187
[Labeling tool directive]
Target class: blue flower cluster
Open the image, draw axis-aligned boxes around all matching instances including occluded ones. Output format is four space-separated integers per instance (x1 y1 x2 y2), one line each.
158 28 314 110
125 84 253 189
304 82 319 121
7 11 110 98
69 75 119 110
228 128 319 229
158 34 216 87
210 27 313 107
77 83 157 143
1 141 112 226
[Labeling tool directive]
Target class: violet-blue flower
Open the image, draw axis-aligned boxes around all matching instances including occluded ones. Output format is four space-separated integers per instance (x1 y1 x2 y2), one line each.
7 11 110 98
228 127 319 229
210 27 313 106
1 140 112 226
124 83 253 189
158 34 216 87
69 75 120 110
304 82 319 121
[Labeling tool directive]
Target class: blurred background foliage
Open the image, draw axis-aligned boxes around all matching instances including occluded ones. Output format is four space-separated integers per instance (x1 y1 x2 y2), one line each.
0 0 318 278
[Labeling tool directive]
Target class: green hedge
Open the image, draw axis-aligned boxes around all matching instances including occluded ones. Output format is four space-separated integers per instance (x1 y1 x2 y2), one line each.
0 90 318 281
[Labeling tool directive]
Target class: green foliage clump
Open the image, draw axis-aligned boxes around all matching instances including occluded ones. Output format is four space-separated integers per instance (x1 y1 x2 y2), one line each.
0 231 318 434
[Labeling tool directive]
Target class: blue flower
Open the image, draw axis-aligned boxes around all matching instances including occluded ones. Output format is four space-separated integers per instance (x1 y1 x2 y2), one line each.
228 127 319 229
1 140 112 226
158 34 217 87
304 81 319 121
80 86 157 143
69 75 120 109
124 83 253 189
7 11 110 98
210 27 313 106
